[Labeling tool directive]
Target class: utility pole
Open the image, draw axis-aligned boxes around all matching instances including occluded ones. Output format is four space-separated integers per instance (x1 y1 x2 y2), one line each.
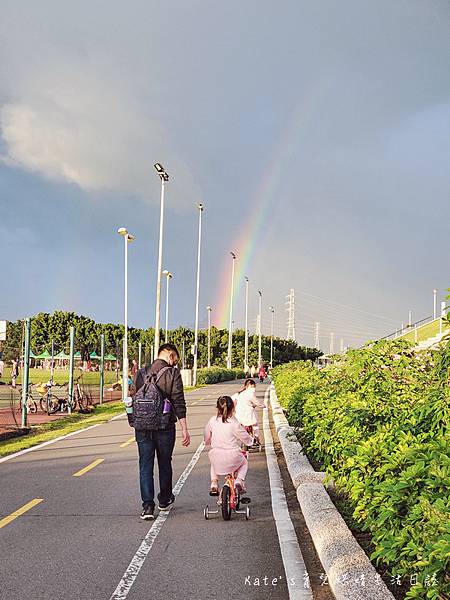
193 203 203 386
269 306 274 368
314 322 320 349
258 291 262 366
206 306 212 368
226 252 236 369
340 337 344 353
153 162 169 357
433 289 438 319
244 276 249 372
286 288 296 341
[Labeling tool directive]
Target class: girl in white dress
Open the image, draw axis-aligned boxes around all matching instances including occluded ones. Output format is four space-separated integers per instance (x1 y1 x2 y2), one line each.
232 379 266 445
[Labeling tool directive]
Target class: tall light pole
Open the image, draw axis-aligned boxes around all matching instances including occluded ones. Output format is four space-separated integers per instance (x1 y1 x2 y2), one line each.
226 252 236 369
244 276 249 372
118 227 135 400
433 289 438 319
162 270 172 342
207 306 212 368
258 290 262 367
153 162 169 357
314 322 320 350
193 203 203 386
269 306 274 369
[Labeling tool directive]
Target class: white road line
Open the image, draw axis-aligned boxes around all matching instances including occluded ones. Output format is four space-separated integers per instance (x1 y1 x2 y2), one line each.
109 441 205 600
263 389 313 600
0 423 102 464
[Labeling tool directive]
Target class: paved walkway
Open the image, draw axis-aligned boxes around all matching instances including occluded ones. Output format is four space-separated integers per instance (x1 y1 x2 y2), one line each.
0 381 333 600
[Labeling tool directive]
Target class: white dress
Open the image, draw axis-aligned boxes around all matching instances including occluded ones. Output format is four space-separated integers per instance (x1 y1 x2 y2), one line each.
232 387 265 427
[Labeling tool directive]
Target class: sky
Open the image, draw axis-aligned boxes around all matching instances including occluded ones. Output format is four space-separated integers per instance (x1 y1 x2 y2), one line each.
0 0 449 350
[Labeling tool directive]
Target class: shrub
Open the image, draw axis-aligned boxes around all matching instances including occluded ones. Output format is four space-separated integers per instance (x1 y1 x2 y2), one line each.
196 367 245 385
272 340 450 599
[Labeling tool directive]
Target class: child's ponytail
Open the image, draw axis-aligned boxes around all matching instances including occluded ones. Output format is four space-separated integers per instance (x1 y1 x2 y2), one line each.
216 396 234 423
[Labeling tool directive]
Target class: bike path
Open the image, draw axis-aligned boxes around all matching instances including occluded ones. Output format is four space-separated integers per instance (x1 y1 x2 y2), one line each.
0 381 291 600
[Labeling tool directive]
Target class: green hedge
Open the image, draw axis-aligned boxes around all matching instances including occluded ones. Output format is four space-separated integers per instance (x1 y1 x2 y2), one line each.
272 341 450 600
196 367 245 385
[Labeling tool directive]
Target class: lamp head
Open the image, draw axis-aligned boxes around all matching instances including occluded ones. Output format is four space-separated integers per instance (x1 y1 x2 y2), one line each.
154 162 169 181
206 306 212 311
230 252 236 259
118 227 128 236
269 306 274 312
197 203 204 211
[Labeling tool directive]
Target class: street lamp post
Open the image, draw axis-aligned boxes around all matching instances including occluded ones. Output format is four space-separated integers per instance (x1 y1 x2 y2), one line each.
269 306 274 368
244 276 249 372
227 253 236 369
118 227 135 400
258 291 262 367
162 270 173 342
193 203 204 386
433 289 438 320
207 306 212 368
153 162 169 357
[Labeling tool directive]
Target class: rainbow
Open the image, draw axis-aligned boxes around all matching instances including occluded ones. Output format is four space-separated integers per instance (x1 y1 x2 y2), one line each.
213 77 330 329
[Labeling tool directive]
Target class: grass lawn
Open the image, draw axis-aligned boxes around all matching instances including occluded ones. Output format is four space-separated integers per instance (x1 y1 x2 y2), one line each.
399 319 449 344
0 367 118 386
0 383 205 457
0 401 125 457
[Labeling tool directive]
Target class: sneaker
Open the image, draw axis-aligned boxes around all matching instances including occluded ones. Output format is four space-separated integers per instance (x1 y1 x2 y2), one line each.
140 505 155 520
158 494 175 511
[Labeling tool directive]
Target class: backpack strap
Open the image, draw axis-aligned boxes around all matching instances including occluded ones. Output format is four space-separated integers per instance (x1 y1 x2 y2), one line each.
154 365 173 383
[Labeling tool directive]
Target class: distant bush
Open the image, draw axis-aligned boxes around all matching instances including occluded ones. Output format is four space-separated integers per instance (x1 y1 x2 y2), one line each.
196 367 245 385
273 340 450 600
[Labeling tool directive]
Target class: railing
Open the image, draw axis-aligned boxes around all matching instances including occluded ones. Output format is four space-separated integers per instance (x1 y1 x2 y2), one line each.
380 306 450 344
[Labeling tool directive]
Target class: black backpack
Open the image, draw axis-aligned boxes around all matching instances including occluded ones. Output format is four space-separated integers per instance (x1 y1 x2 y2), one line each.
128 366 173 431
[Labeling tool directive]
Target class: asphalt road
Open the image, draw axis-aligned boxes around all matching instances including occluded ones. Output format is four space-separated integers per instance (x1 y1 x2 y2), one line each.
0 380 307 600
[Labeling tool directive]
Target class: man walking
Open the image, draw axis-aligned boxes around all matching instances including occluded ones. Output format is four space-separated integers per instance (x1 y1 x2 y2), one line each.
132 343 190 520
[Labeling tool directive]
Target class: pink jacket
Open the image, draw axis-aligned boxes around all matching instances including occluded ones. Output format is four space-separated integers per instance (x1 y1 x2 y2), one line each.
204 416 253 450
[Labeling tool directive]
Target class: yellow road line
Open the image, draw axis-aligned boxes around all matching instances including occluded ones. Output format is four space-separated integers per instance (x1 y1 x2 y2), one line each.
0 498 43 530
190 397 208 406
120 437 135 448
73 458 104 477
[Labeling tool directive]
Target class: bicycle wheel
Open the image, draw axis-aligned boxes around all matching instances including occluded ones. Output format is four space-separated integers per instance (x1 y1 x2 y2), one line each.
47 396 60 414
40 396 48 413
67 394 77 411
27 399 37 414
221 485 232 521
77 391 89 411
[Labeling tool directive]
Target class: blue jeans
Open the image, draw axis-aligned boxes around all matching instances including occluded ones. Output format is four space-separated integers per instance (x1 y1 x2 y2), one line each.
136 427 176 508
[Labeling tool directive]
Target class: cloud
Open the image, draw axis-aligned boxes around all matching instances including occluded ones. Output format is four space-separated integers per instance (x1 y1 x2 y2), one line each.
0 61 199 210
0 223 38 246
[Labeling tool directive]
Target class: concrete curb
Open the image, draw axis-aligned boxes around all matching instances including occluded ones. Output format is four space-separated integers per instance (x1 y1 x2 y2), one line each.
269 385 394 600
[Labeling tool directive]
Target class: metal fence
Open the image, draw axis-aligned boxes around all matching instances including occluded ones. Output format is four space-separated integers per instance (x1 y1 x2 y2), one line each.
0 383 121 435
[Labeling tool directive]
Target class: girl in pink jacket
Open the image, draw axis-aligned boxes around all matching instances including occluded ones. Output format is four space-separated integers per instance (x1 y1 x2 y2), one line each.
204 396 253 495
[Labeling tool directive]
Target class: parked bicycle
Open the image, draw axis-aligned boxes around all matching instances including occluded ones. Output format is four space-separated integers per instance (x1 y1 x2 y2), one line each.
36 381 68 415
73 375 92 412
15 383 38 414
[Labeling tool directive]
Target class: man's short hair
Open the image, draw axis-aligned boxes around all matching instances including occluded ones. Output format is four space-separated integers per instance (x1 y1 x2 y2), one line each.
158 343 180 358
